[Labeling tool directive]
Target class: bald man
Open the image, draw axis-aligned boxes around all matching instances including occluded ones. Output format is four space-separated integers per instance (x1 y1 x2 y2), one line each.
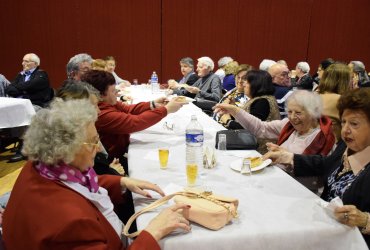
268 63 292 117
6 53 53 109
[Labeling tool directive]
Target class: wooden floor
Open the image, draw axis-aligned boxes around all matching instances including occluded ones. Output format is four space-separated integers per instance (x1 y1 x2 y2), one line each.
0 143 25 196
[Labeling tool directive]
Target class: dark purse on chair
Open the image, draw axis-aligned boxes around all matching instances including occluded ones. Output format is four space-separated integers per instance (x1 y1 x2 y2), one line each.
215 130 258 150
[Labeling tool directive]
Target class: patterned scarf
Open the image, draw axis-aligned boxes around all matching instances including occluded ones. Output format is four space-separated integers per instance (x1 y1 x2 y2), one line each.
35 162 99 193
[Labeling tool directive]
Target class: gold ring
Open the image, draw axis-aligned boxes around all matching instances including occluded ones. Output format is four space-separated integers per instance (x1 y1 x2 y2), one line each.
344 212 349 222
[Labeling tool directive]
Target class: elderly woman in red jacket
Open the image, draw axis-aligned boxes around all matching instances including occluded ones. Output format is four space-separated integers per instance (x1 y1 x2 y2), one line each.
3 99 191 250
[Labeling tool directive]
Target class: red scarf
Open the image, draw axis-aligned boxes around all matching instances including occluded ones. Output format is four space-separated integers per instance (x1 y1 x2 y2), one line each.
277 116 335 156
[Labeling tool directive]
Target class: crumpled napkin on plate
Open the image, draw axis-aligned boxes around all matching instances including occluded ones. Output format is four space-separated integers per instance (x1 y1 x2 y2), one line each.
316 196 343 219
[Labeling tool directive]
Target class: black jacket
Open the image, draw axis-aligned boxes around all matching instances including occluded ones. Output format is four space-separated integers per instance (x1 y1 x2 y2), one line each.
294 140 370 246
6 67 53 107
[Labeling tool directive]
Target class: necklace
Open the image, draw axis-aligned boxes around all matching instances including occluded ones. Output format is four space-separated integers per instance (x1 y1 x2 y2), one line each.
338 155 352 177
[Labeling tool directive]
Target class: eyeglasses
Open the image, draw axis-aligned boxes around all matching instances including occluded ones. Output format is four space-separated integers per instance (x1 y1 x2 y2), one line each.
78 67 90 73
22 60 35 64
280 71 289 77
163 121 174 131
83 141 100 151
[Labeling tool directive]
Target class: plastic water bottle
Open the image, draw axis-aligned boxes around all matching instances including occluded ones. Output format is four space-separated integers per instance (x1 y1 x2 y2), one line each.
185 115 204 185
151 71 159 93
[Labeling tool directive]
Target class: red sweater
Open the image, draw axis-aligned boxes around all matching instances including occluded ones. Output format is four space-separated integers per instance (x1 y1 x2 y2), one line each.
96 101 167 158
3 161 160 250
277 116 335 156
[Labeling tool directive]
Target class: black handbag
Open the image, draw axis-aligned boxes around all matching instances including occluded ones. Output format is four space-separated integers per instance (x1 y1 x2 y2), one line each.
215 130 258 150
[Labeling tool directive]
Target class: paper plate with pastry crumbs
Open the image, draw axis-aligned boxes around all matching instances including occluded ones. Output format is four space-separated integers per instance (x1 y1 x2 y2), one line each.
229 158 272 172
170 96 195 103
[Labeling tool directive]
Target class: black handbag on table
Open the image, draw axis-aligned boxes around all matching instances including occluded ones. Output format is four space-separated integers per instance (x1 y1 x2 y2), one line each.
215 130 258 150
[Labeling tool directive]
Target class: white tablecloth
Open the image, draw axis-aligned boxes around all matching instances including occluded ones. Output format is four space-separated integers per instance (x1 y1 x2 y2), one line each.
0 97 35 129
127 90 367 250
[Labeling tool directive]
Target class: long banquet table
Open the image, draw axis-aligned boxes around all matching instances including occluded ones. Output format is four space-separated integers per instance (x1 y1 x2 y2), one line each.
0 97 35 129
127 86 367 250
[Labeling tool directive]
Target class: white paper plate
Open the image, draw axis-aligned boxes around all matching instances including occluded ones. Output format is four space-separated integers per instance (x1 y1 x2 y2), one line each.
185 97 195 102
229 158 272 172
169 95 195 103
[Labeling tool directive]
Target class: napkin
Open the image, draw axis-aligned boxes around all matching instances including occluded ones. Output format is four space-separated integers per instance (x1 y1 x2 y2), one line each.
317 196 344 219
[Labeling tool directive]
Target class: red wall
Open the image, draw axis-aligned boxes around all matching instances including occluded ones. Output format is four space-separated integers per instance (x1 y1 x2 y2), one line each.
0 0 369 88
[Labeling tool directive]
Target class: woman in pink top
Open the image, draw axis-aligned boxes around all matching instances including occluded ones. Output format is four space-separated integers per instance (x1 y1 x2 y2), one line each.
214 90 335 156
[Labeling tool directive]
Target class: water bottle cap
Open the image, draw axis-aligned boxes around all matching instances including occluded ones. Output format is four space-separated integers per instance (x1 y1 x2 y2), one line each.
218 134 226 140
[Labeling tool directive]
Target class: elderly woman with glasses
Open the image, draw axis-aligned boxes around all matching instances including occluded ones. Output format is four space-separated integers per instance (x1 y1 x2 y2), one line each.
214 90 335 155
214 90 336 190
2 99 191 249
263 88 370 247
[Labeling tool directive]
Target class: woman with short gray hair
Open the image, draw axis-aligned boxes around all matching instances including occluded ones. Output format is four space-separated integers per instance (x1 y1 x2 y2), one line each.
168 57 199 89
3 98 191 249
214 90 335 155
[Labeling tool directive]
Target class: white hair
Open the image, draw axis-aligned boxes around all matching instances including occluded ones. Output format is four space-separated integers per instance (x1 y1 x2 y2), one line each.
296 62 310 73
22 98 97 165
217 57 233 68
259 59 276 71
285 90 323 120
27 53 40 66
350 61 366 72
198 57 215 71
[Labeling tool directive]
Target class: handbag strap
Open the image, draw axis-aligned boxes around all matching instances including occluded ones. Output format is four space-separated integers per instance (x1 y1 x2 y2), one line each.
122 191 237 238
123 191 191 238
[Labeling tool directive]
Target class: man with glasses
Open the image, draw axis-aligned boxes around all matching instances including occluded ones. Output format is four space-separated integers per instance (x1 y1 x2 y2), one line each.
5 53 53 162
268 63 292 118
66 53 93 80
6 53 53 110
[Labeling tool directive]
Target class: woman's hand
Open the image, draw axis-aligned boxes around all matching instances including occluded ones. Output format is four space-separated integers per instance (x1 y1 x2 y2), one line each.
213 103 239 116
109 158 125 175
334 205 368 228
145 203 191 241
263 143 294 165
120 177 165 198
165 97 187 113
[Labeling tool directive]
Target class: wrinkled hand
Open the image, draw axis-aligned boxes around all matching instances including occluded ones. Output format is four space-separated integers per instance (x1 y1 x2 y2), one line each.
145 203 191 241
109 158 125 175
213 103 239 116
334 205 368 228
168 79 180 90
290 70 297 78
120 177 165 198
165 97 187 114
154 97 168 108
262 143 294 165
185 86 200 94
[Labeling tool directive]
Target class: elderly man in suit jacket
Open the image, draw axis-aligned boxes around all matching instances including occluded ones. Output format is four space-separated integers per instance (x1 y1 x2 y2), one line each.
6 53 53 110
290 61 313 90
5 53 53 162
